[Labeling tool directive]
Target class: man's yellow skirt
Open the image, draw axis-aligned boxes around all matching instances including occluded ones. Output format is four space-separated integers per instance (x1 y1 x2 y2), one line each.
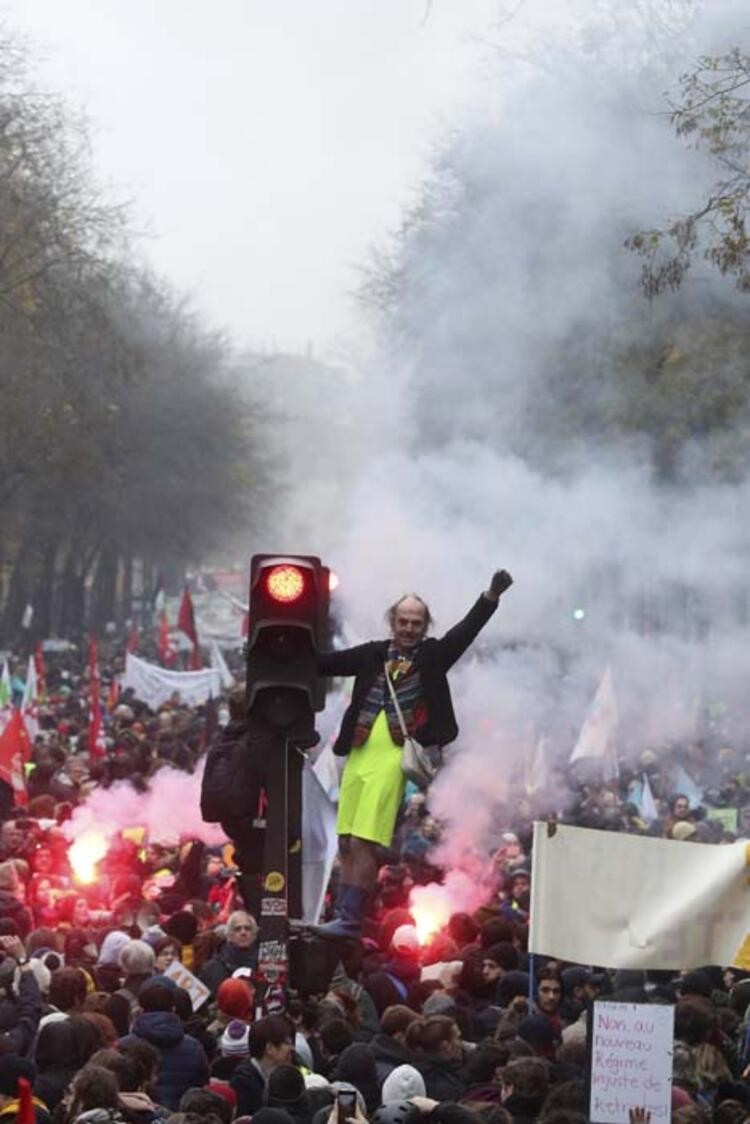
336 710 406 847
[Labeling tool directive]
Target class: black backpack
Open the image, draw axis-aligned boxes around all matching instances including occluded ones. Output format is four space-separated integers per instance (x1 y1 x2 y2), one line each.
200 722 260 823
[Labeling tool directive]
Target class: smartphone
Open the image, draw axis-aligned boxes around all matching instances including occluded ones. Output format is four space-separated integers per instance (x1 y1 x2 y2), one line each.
337 1090 358 1124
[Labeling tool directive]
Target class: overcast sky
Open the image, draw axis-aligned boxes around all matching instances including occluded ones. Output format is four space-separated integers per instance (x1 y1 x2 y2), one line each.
0 0 518 354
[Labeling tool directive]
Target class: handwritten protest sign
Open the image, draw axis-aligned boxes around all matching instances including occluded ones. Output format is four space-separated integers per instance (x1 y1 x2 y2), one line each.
589 1001 673 1124
163 959 211 1012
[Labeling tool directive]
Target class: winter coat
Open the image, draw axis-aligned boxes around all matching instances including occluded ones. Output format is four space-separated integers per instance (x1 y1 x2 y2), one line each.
199 943 258 996
0 969 42 1056
318 595 498 756
369 1033 413 1083
119 1011 209 1111
414 1054 467 1102
230 1057 267 1117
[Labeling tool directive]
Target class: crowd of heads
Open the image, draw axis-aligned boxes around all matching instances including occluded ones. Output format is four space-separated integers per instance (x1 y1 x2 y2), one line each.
0 640 746 1121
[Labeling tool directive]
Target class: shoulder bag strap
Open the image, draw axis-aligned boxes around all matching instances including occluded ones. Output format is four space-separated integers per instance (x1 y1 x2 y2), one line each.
383 661 410 741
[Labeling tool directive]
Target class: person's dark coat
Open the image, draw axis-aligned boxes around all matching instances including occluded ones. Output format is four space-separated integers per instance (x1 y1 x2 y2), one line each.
0 969 41 1056
34 1019 83 1112
414 1054 466 1103
318 595 498 756
199 943 258 996
119 1010 209 1111
0 892 32 940
369 1031 413 1083
230 1057 267 1117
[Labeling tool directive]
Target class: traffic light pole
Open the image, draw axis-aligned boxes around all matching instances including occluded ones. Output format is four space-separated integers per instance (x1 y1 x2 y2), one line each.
238 554 331 999
245 724 306 996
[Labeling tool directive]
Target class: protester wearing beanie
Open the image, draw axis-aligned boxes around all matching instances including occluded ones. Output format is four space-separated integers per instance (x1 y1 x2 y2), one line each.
265 1063 312 1124
381 1065 426 1104
330 1044 381 1115
212 1020 252 1080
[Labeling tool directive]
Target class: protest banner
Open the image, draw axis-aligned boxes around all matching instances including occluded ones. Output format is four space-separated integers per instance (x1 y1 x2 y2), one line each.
530 821 750 969
121 652 222 709
589 1001 673 1124
163 958 211 1012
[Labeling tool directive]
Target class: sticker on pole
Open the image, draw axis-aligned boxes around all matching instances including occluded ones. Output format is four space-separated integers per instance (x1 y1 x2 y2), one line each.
589 1000 673 1124
261 897 287 917
264 871 285 893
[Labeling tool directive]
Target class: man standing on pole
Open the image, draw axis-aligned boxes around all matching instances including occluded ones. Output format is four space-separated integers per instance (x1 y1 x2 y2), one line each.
314 569 513 938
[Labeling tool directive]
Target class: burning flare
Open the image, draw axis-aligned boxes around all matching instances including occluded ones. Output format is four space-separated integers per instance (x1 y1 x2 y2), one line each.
69 830 107 885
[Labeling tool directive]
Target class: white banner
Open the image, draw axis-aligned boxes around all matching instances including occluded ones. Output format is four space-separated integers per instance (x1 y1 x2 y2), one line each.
530 821 750 970
122 653 222 710
302 741 340 922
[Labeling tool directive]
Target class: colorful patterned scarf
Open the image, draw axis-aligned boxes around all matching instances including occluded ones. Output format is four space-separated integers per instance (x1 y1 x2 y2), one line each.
352 645 427 748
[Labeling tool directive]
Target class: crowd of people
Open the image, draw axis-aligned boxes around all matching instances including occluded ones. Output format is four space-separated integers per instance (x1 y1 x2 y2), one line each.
0 639 746 1124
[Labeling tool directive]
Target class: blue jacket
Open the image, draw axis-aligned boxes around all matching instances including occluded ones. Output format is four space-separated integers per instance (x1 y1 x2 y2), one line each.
120 1011 208 1110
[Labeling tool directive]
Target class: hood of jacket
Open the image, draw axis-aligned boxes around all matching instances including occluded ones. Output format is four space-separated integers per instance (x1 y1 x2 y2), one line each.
131 1010 185 1048
369 1033 410 1065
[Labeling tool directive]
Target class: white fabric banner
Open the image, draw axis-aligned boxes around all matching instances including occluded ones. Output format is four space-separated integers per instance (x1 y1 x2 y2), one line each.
122 653 222 710
530 821 750 970
301 742 340 922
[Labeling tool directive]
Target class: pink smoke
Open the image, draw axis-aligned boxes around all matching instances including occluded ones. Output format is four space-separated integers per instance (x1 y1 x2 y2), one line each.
63 759 227 848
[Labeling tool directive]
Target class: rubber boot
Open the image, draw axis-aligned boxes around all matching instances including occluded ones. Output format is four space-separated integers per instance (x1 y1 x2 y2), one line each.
311 884 365 939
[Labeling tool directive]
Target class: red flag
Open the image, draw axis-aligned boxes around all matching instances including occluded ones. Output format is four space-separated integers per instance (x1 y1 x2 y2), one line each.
158 611 177 667
0 710 30 805
33 642 46 702
107 677 120 713
177 588 201 669
87 635 106 761
126 623 140 653
16 1076 34 1124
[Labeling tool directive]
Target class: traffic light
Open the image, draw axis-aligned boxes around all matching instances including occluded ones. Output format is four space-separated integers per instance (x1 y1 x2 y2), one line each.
246 554 330 739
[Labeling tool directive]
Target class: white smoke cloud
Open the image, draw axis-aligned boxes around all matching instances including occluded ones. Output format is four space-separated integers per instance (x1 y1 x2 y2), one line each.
247 0 750 870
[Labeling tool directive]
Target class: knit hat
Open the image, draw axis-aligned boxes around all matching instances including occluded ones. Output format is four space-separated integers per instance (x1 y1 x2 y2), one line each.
517 1014 560 1049
332 1047 380 1114
267 1063 306 1104
423 992 457 1017
497 970 530 1006
221 1019 251 1057
391 925 419 955
381 1065 426 1104
97 931 130 967
0 1054 36 1096
118 940 156 976
217 977 253 1020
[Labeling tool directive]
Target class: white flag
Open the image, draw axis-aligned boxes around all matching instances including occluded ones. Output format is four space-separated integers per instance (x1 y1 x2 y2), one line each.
640 772 659 823
525 735 550 795
208 639 235 690
21 655 39 742
569 665 619 779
